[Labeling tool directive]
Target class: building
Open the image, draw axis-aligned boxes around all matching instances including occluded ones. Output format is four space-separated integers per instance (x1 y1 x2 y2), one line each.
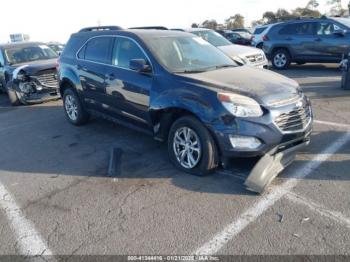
9 34 30 43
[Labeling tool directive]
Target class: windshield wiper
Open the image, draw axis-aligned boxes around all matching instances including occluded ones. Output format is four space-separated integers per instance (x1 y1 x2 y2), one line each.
175 69 208 74
214 64 236 70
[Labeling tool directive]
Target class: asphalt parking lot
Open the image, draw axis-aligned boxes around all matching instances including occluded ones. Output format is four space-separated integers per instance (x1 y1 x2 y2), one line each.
0 64 349 258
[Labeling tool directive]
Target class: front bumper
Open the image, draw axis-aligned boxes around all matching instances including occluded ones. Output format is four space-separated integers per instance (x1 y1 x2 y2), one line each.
17 89 61 104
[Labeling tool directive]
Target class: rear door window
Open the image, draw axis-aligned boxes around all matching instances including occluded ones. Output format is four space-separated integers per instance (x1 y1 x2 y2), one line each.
279 22 315 35
84 37 114 64
253 27 267 34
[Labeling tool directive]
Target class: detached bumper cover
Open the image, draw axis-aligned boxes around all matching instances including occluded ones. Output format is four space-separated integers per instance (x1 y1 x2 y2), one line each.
244 135 311 194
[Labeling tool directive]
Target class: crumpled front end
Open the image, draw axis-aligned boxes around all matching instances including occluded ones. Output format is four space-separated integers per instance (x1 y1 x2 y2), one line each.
11 66 60 104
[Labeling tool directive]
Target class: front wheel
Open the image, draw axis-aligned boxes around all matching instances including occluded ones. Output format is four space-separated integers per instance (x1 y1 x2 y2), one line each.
168 116 219 176
63 89 90 126
6 82 21 106
271 49 291 70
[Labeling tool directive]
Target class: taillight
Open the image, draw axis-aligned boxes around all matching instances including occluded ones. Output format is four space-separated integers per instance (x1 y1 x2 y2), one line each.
262 35 269 41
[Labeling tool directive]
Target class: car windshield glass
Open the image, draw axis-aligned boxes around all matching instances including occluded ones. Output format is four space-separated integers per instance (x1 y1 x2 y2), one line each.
4 44 58 64
191 30 232 47
331 18 350 29
146 36 237 73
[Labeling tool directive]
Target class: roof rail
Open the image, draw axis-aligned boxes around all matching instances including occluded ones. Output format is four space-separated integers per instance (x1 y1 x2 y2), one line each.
78 26 123 33
129 26 168 30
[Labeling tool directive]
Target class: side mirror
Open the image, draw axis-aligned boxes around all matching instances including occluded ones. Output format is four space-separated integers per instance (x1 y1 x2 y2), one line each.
334 29 346 37
129 59 151 73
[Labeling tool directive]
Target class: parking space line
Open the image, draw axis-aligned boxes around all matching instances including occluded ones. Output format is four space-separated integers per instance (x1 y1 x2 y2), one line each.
286 192 350 229
314 120 350 129
0 182 53 256
193 131 350 255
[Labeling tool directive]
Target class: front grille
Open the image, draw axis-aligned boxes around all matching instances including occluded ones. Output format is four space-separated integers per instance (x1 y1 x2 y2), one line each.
246 53 265 64
275 106 312 133
33 73 58 88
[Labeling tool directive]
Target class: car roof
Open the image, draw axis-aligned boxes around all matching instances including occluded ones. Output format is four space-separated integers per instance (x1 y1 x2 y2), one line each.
0 42 47 49
183 28 212 32
74 28 194 39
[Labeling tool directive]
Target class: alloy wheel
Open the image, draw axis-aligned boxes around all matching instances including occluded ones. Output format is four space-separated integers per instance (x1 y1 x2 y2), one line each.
173 127 202 169
65 94 78 121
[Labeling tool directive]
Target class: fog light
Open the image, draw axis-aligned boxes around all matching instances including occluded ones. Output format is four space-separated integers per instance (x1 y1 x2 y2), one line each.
229 135 261 149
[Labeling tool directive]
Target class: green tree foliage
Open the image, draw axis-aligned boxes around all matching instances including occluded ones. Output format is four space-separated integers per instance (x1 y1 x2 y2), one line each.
327 0 347 16
201 20 218 29
225 14 245 29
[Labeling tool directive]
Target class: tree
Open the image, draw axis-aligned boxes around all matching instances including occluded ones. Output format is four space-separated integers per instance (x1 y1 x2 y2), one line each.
293 7 321 17
262 9 296 24
327 0 347 16
225 14 245 29
191 23 199 28
201 20 218 29
262 11 277 24
306 0 319 10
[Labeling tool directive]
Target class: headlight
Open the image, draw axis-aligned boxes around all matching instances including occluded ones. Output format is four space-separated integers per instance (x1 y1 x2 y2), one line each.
218 93 263 117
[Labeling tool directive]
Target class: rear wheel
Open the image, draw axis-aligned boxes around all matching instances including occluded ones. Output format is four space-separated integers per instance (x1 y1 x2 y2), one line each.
271 49 291 70
168 116 219 176
63 88 90 126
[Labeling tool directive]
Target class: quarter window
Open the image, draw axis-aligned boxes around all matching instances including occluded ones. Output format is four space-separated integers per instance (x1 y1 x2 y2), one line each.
84 37 114 64
112 38 148 69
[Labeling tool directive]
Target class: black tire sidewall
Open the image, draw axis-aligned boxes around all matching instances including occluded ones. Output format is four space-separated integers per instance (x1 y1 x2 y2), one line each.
63 89 88 126
272 49 291 70
168 116 218 176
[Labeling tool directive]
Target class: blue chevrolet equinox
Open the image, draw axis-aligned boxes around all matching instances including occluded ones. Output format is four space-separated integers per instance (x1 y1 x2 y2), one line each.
58 26 313 193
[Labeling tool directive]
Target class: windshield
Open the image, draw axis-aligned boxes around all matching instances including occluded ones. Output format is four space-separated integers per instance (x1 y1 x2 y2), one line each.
4 44 58 64
146 36 237 73
191 30 232 47
49 44 65 53
331 18 350 29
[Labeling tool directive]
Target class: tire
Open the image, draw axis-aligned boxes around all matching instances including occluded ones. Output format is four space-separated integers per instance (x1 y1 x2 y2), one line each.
168 115 219 176
63 88 90 126
256 43 263 49
6 82 21 106
271 49 291 70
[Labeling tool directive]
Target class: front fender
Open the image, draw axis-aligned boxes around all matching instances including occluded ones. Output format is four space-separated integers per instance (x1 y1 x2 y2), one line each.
150 87 219 124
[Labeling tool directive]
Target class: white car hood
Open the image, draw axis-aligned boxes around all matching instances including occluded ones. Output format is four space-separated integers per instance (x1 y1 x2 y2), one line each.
218 44 263 58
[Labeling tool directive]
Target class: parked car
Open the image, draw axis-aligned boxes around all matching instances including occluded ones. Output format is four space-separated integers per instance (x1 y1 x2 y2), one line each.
231 28 252 34
59 26 312 193
216 30 252 46
263 17 350 69
252 24 277 49
0 42 60 105
48 42 65 55
186 28 267 68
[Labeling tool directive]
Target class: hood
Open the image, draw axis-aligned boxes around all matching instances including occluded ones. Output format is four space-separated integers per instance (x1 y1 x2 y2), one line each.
7 58 57 76
218 44 263 58
178 66 300 106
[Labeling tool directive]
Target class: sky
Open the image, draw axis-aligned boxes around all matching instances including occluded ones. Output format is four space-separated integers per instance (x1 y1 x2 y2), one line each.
1 0 349 43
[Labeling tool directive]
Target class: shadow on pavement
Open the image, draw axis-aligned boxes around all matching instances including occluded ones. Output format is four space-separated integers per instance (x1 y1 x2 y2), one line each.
0 103 349 197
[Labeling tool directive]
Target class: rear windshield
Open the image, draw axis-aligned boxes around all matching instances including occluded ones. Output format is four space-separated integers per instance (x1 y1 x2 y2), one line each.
4 44 58 64
253 27 267 34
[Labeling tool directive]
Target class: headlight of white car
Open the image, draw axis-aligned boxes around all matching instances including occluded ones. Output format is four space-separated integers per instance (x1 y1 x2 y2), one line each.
218 93 263 117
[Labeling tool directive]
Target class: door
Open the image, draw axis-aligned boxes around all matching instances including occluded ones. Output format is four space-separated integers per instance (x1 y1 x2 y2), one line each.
76 36 114 111
313 21 349 62
104 36 153 127
279 22 318 60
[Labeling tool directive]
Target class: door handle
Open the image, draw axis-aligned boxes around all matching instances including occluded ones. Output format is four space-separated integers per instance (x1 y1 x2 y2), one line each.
105 73 115 81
